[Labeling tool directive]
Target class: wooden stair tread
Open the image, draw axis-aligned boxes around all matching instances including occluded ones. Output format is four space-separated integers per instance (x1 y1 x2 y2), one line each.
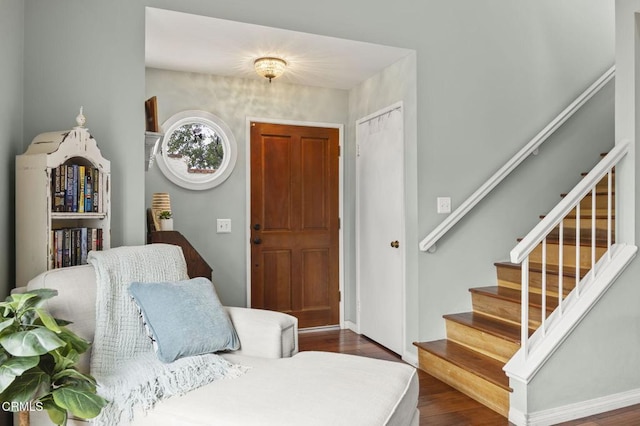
414 340 510 391
546 227 612 246
551 209 614 219
561 191 614 198
444 312 523 344
470 286 557 312
516 231 611 248
495 261 586 279
581 170 615 177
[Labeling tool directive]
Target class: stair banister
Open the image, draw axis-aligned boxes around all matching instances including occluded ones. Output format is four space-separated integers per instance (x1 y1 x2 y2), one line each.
420 66 615 253
509 141 629 265
504 140 635 384
514 141 626 360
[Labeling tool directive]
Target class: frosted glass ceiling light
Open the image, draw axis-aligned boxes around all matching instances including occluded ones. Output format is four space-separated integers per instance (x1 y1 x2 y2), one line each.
254 57 287 83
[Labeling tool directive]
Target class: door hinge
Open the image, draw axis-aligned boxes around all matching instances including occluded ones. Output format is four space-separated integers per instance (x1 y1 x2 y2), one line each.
357 144 361 157
339 291 341 302
338 145 341 157
338 217 341 229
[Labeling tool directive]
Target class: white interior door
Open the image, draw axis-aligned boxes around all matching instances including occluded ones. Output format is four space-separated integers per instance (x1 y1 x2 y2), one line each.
356 103 405 355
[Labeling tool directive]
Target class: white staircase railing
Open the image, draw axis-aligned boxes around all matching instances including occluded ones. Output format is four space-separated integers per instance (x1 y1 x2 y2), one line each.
509 141 629 360
419 66 615 253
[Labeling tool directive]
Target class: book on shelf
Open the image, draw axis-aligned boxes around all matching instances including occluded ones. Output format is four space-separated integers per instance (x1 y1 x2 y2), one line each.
52 226 104 269
55 229 63 268
51 166 66 212
78 166 85 213
80 227 88 265
51 164 102 214
85 172 93 213
72 165 78 213
93 168 99 213
65 165 74 211
63 229 71 267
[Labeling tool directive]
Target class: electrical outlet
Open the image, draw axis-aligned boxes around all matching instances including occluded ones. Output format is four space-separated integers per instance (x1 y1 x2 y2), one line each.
437 197 451 214
216 219 231 233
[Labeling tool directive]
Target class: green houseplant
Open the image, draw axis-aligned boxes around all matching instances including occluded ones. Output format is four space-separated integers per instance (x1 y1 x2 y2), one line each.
0 289 107 425
158 210 172 220
158 210 173 231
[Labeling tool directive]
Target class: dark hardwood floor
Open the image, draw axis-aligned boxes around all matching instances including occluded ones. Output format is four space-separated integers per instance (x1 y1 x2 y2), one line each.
298 329 640 425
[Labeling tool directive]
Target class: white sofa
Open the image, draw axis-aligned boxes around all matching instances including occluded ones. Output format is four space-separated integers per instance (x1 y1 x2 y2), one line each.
19 264 419 426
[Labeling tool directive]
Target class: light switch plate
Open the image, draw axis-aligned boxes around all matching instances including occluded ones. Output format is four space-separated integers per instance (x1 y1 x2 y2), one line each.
437 197 451 214
217 219 231 233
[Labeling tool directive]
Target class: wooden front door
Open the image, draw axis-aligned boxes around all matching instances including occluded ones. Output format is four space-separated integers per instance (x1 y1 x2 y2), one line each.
250 122 340 328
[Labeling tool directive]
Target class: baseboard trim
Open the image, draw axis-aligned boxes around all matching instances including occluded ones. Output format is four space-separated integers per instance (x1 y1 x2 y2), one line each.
344 320 359 333
509 387 640 426
298 325 341 333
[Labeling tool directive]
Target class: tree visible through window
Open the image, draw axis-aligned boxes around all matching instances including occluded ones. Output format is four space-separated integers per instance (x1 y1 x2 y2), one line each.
167 123 224 173
156 110 238 190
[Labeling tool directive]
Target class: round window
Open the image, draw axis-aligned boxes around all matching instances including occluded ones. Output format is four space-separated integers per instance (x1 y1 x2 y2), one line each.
156 110 237 190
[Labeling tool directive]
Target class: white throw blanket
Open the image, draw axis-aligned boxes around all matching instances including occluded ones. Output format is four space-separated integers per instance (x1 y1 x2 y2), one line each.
88 244 245 425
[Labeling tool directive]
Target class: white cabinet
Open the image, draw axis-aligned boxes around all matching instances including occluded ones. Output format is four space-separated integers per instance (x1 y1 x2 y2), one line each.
16 117 111 286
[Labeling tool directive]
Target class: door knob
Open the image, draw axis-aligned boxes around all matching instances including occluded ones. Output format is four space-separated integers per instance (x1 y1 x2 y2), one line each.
390 240 400 248
253 238 262 245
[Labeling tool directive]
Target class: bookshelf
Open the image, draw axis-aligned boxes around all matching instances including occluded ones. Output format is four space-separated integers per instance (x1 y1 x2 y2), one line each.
15 112 111 286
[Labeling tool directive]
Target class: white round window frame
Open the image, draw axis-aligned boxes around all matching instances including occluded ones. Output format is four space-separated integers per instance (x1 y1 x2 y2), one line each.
156 110 238 190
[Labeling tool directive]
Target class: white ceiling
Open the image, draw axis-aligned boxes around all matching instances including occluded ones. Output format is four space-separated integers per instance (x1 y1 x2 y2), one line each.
145 8 413 90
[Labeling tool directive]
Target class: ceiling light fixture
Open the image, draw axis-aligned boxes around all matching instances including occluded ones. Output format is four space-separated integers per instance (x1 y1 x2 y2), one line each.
254 57 287 83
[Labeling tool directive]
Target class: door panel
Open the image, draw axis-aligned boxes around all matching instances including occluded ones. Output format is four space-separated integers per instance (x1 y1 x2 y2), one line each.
251 122 340 328
261 250 292 311
301 137 328 230
356 106 405 355
262 136 292 231
302 249 330 308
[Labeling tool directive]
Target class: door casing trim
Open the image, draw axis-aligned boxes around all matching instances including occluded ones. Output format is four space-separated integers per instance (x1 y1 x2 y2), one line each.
245 117 345 329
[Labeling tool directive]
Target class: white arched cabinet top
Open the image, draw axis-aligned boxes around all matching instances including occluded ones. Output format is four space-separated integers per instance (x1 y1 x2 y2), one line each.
155 110 237 191
24 127 111 173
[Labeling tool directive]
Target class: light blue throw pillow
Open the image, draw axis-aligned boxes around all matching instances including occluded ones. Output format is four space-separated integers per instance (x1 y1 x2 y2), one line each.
129 277 240 363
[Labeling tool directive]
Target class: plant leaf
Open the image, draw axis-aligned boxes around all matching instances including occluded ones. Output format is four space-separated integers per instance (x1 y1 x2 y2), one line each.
0 319 15 333
20 289 58 311
10 293 39 312
43 400 68 426
0 328 65 356
0 369 50 402
45 403 67 425
52 368 96 389
35 308 61 333
0 356 39 393
51 348 79 372
52 386 107 419
57 327 90 354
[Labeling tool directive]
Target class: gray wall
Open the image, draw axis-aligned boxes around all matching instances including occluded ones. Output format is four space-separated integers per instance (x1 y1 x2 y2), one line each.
0 0 24 300
524 266 640 413
145 68 349 307
23 1 146 248
18 0 619 414
1 3 24 425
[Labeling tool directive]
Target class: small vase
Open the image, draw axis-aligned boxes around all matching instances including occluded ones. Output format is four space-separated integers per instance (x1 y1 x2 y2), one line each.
159 218 173 231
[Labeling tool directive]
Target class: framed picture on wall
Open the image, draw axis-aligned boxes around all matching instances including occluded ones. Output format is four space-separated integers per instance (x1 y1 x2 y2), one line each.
145 96 159 133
